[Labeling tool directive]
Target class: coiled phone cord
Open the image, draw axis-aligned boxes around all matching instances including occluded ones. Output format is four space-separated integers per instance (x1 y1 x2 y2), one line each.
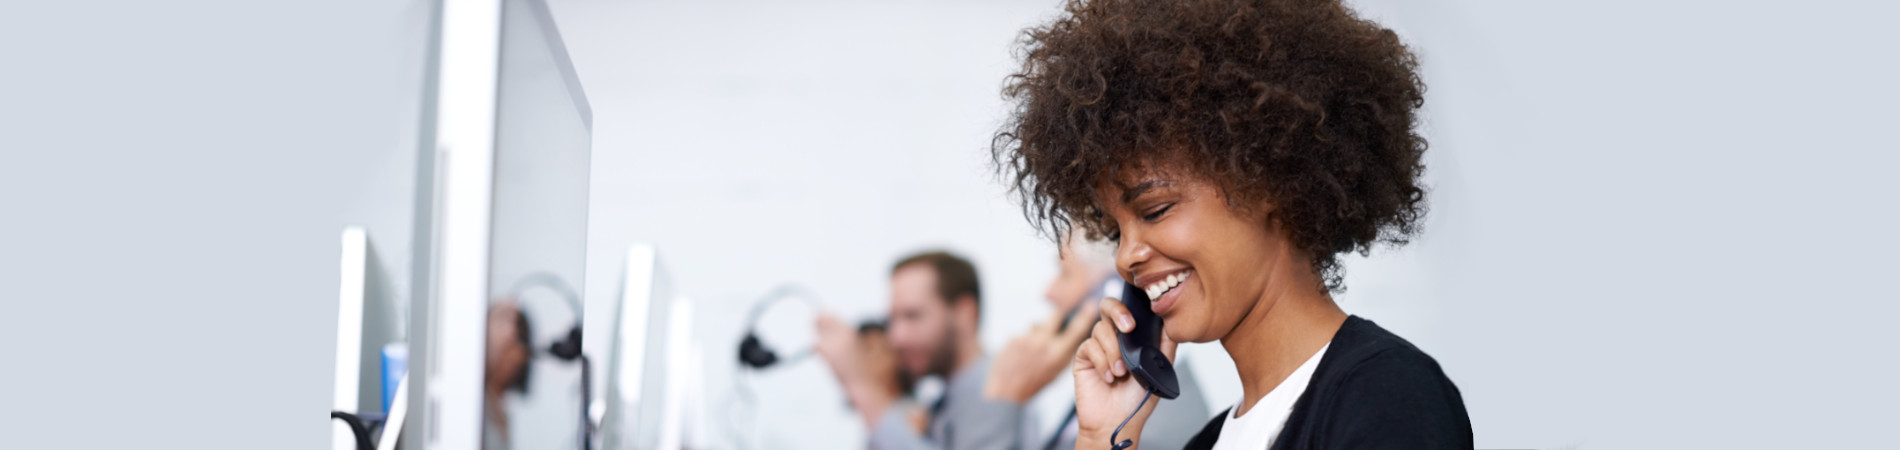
1110 390 1154 450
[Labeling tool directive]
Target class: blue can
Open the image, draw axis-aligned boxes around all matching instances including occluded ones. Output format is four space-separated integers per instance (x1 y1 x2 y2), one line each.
381 343 408 413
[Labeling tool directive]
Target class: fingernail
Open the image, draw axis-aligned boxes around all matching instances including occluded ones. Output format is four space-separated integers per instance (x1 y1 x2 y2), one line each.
1113 360 1127 376
1117 315 1133 332
1102 370 1114 384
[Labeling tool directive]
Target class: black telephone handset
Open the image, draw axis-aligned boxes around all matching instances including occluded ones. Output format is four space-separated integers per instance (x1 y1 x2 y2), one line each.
1116 281 1180 400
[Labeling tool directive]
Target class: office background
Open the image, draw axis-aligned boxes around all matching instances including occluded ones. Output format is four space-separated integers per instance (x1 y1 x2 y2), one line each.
2 0 1895 449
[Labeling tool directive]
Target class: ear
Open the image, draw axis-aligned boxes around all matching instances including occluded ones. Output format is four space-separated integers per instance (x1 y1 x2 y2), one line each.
952 294 981 332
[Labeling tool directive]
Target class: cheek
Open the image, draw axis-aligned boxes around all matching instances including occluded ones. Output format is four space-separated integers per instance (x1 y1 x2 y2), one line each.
891 320 933 351
886 323 914 350
1164 278 1249 344
895 330 921 351
1163 300 1219 344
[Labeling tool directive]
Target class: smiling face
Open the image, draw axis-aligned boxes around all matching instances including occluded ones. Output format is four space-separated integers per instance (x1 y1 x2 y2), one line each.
1095 166 1297 344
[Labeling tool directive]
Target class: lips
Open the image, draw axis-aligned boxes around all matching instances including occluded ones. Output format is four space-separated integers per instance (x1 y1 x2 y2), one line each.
1140 269 1192 315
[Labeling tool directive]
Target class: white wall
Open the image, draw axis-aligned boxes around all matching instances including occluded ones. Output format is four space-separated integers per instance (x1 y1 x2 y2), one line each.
1339 1 1900 448
0 1 435 449
548 0 1900 449
1 0 1892 449
547 0 1082 447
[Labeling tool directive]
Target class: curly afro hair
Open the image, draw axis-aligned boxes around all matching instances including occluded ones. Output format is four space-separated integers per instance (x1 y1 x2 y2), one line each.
992 0 1428 292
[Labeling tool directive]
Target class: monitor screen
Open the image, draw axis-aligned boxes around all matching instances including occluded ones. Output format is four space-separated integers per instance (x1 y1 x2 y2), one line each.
486 0 593 446
408 0 592 448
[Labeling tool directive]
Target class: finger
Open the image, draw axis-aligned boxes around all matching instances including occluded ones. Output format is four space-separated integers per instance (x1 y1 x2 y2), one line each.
1076 336 1112 384
1099 297 1134 333
1090 318 1126 378
1074 336 1102 371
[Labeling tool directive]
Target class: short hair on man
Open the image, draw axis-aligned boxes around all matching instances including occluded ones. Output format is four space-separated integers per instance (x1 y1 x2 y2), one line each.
892 251 982 313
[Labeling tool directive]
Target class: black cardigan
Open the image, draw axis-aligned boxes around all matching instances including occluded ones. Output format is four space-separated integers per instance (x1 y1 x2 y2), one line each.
1180 316 1472 450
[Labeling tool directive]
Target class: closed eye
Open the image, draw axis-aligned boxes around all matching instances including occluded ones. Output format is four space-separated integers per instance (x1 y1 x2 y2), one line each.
1143 204 1173 222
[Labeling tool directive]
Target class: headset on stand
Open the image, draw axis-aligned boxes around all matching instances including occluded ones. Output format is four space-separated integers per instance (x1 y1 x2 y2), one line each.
723 284 825 450
735 283 892 369
729 283 905 450
507 272 592 450
736 284 823 369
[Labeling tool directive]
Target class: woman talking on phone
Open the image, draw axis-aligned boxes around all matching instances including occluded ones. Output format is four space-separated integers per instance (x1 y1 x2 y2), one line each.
992 0 1471 449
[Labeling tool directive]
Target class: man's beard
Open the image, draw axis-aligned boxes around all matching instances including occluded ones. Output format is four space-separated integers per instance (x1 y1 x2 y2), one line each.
902 324 963 383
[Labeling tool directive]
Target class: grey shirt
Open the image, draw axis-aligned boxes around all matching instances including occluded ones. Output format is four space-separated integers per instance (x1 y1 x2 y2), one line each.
870 356 1026 450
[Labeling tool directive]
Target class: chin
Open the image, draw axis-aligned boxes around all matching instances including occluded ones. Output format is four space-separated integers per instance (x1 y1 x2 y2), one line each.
1164 324 1216 344
1165 308 1226 344
1157 300 1205 343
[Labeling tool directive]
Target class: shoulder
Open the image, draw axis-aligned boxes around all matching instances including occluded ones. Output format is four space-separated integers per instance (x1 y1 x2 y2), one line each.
1324 316 1431 367
1302 316 1472 448
1320 316 1456 388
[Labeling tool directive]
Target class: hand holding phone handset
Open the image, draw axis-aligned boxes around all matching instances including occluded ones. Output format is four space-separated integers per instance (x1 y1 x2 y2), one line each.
1071 281 1180 450
1115 281 1180 400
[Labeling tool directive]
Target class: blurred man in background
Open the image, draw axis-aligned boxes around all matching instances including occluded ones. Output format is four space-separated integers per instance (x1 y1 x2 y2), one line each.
983 233 1209 450
816 251 1024 449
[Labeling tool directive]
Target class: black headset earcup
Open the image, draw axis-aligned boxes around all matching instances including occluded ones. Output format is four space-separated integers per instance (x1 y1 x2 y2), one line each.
738 332 778 368
549 326 584 360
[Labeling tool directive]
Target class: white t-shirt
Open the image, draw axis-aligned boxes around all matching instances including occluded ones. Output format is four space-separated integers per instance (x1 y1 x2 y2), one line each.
1210 343 1329 450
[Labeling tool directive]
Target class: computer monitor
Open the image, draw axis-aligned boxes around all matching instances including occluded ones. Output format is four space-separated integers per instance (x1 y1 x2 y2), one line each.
405 0 593 448
598 243 689 450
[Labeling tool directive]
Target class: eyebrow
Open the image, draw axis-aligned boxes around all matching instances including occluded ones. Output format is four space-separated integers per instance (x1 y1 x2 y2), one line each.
1120 179 1171 204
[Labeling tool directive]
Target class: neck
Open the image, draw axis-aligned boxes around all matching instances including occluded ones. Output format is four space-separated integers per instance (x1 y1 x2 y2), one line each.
484 384 509 430
949 333 985 377
1218 250 1347 417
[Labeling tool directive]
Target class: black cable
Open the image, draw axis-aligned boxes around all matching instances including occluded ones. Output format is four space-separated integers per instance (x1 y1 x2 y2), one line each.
330 411 375 450
1110 390 1154 450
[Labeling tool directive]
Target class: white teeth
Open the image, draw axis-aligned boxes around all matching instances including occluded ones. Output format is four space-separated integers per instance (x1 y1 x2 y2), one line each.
1143 271 1194 300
